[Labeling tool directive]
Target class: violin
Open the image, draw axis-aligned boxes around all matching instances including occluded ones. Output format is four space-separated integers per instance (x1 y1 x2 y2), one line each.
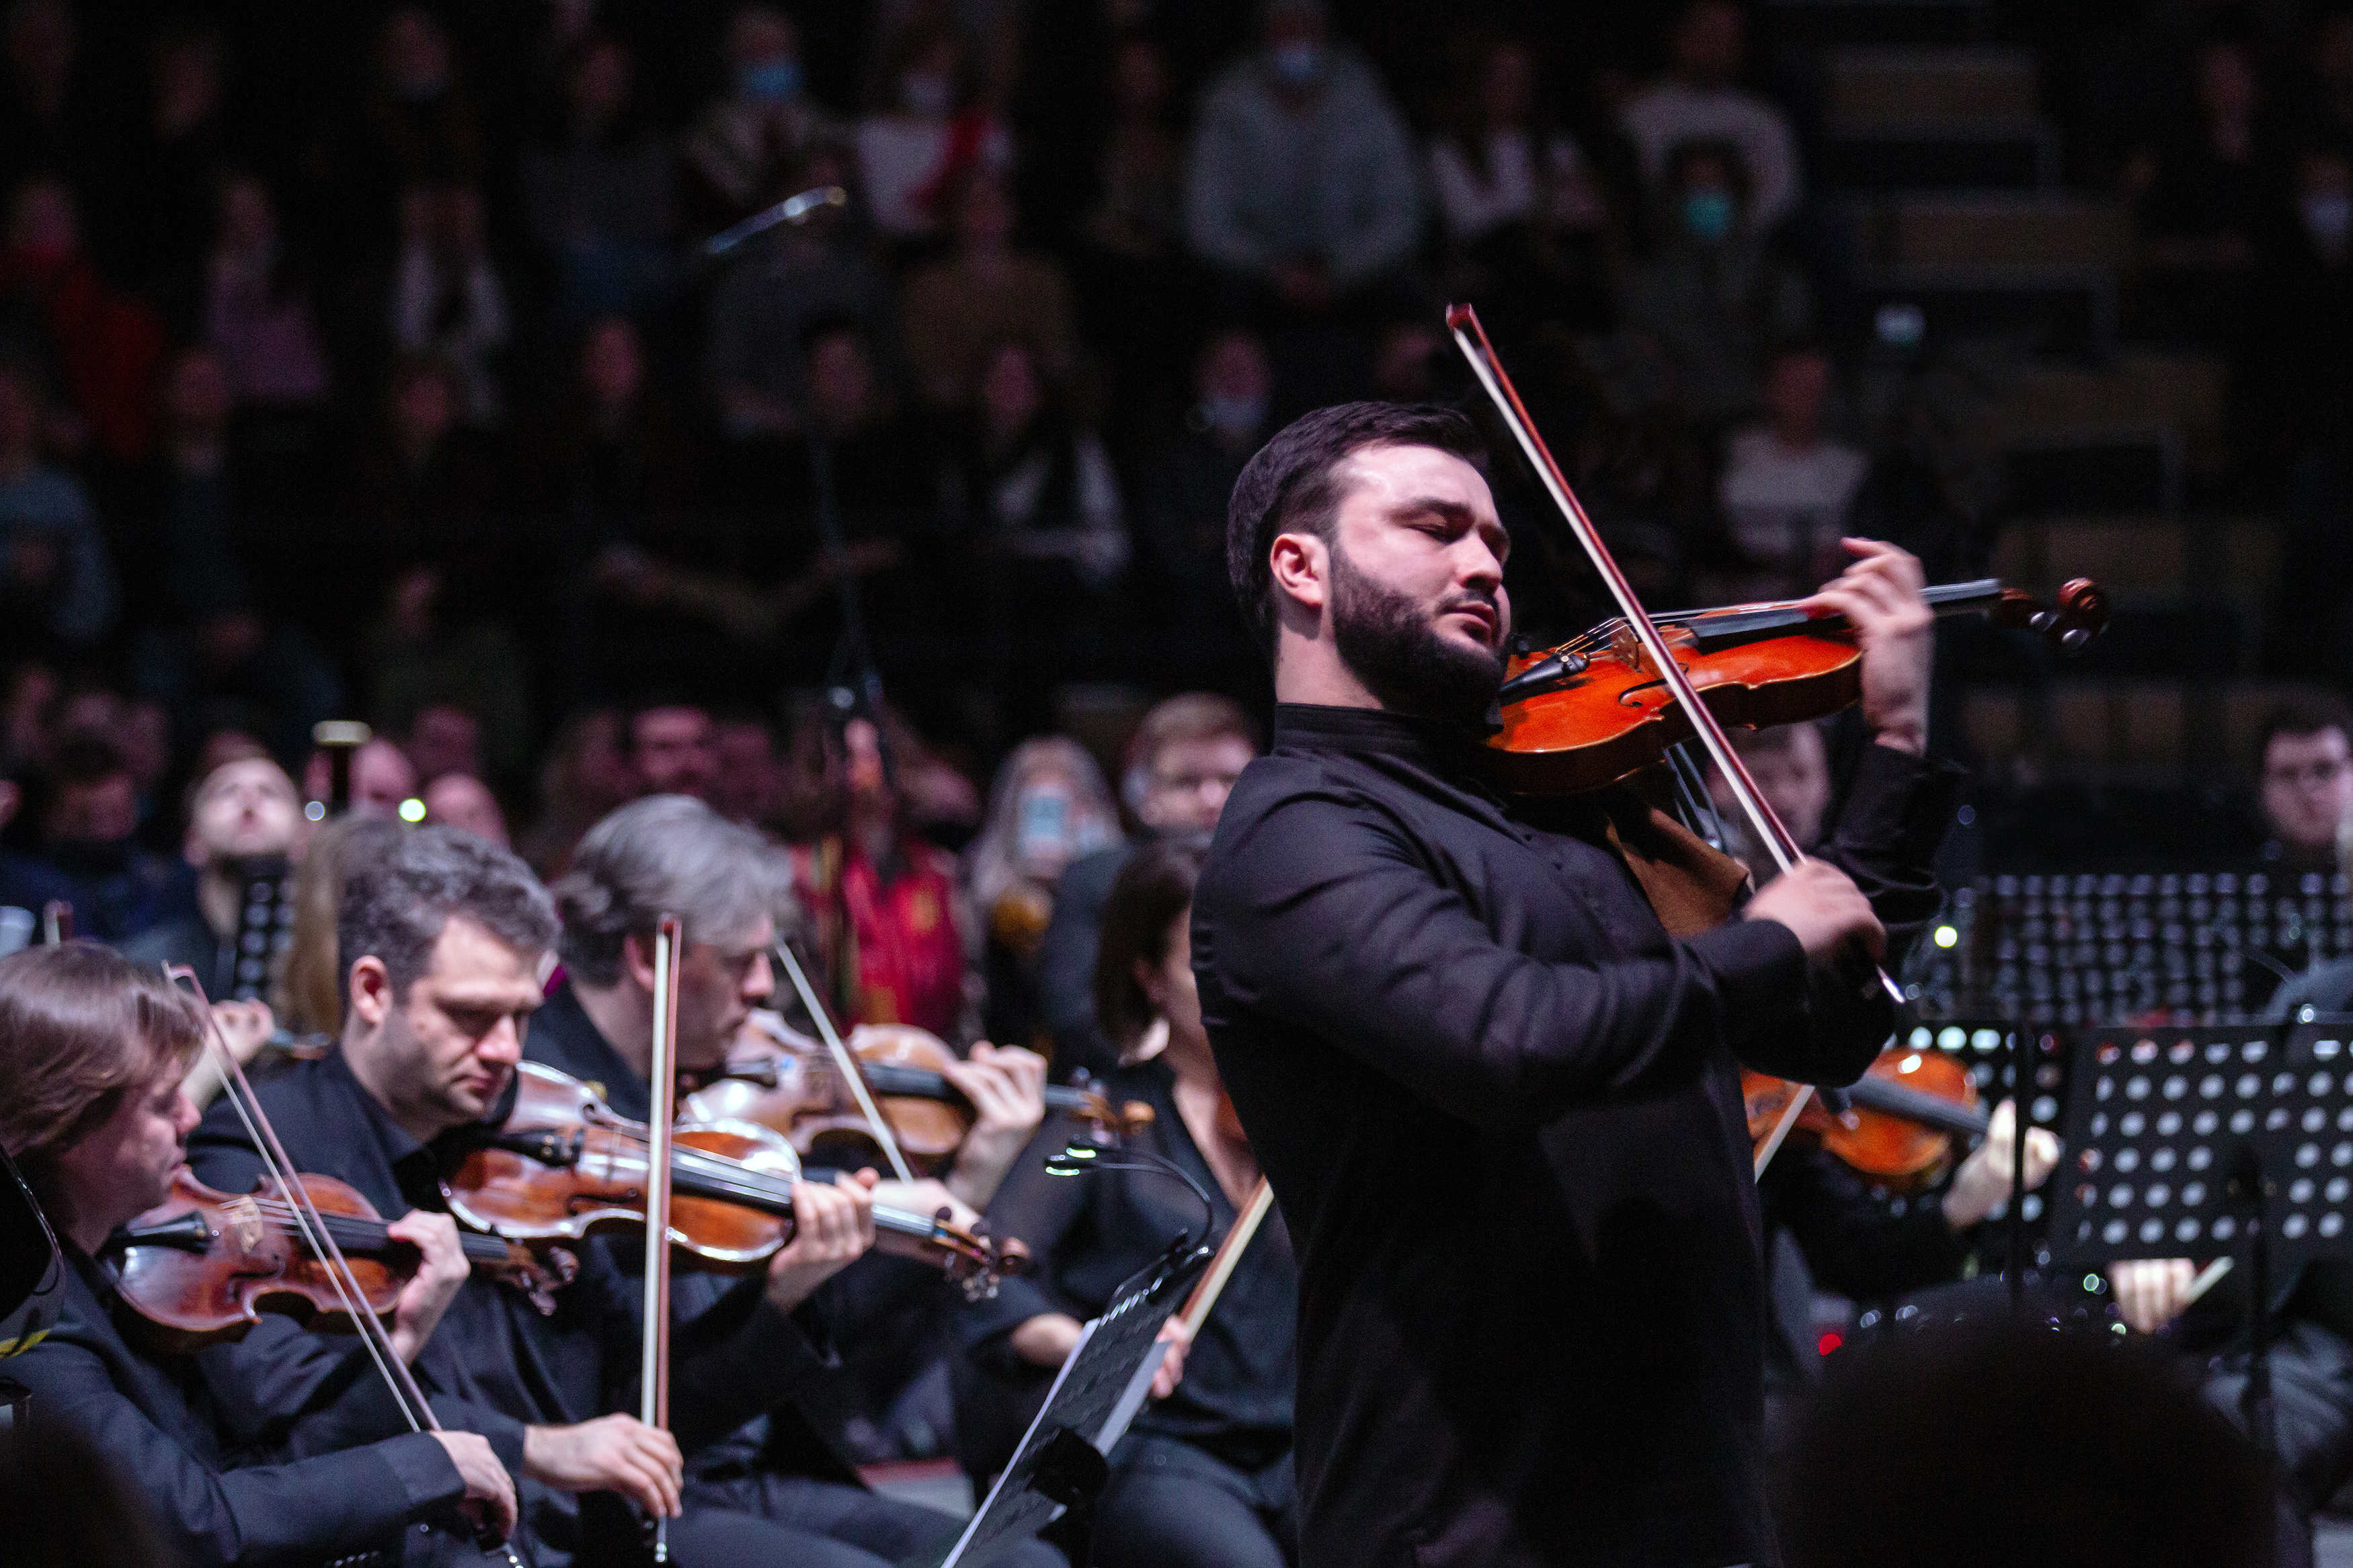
1484 578 2108 795
689 1016 1154 1175
444 1063 1029 1299
1741 1048 1989 1192
106 1168 571 1350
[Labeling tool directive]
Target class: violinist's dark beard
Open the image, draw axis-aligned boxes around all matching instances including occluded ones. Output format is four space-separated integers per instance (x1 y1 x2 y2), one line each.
1329 544 1505 725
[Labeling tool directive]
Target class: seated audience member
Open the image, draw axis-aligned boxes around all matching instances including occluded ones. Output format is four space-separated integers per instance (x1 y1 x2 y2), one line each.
1619 0 1800 231
706 144 902 442
682 6 840 233
1776 1317 2268 1568
1140 332 1275 673
627 699 719 800
855 11 1011 243
900 170 1082 409
2 737 176 941
120 751 300 999
1 175 167 462
711 711 786 830
964 737 1123 1052
0 359 117 657
1071 34 1193 395
786 706 973 1040
1427 36 1624 334
201 173 333 410
519 707 634 878
422 772 508 847
2126 40 2278 326
0 942 518 1568
1715 343 1867 597
111 20 231 331
1183 0 1422 325
961 838 1298 1567
1038 694 1257 1082
521 32 679 331
189 826 877 1567
1621 138 1810 427
389 181 513 427
953 337 1129 679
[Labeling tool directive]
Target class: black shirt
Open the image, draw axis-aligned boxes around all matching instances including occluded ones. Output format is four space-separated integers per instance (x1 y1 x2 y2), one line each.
961 1057 1296 1467
188 1046 832 1567
8 1239 467 1567
1191 704 1956 1568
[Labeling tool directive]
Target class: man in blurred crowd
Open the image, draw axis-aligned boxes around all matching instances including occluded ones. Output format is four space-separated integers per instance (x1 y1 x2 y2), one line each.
122 750 299 997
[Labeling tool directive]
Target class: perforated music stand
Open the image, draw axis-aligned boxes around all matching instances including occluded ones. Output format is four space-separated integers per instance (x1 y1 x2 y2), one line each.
930 1242 1211 1568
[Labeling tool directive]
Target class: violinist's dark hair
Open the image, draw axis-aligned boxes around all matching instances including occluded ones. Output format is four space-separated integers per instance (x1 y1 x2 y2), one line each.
0 942 205 1173
338 826 557 1006
1094 835 1209 1053
1226 401 1486 658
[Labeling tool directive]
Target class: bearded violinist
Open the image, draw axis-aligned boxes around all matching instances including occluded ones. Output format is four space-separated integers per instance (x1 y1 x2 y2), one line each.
1189 403 1957 1568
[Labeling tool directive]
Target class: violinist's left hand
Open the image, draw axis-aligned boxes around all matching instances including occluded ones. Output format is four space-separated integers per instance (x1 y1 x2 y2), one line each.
868 1177 981 1235
764 1173 876 1313
941 1043 1050 1210
1150 1315 1193 1401
1804 538 1933 755
386 1210 471 1363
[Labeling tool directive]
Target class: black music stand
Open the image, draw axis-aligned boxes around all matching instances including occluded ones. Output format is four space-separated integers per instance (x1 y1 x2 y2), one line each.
927 1242 1211 1568
2046 1022 2353 1479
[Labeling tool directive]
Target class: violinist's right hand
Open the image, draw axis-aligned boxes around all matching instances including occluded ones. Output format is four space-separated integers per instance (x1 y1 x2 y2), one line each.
386 1210 471 1363
2109 1257 2196 1335
432 1431 520 1539
1743 859 1884 966
523 1415 682 1518
762 1173 876 1313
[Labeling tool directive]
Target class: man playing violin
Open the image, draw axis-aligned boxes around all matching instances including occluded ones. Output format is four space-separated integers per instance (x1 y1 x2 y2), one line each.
538 793 1062 1568
1191 402 1958 1568
189 825 879 1568
0 940 520 1567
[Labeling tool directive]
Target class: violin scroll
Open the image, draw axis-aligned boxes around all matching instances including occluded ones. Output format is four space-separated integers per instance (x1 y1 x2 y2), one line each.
1989 577 2108 652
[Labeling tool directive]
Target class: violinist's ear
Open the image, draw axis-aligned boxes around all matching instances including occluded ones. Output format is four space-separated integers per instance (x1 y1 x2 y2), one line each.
348 955 394 1030
619 931 659 993
1267 532 1330 617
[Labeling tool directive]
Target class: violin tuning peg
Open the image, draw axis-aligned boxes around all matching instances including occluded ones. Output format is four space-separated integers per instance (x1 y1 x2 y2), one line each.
2028 611 2057 634
2062 628 2090 650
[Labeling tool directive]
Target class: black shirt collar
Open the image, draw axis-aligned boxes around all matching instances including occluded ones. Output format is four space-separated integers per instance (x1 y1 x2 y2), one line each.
1271 703 1483 769
527 979 650 1122
321 1043 430 1171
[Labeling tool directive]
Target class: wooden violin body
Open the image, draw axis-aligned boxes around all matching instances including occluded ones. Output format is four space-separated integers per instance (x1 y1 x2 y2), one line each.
1486 578 2108 794
687 1016 1152 1173
448 1063 1027 1296
1743 1048 1988 1192
108 1168 563 1351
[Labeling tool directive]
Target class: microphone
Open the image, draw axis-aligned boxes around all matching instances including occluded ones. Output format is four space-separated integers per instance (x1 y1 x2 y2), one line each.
703 185 848 258
1043 1140 1216 1247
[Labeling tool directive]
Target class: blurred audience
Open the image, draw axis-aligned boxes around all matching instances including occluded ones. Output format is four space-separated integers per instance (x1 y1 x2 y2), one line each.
119 751 298 996
1716 343 1866 597
856 7 1012 243
900 169 1080 409
522 33 680 332
1620 0 1800 231
963 735 1121 1048
0 358 115 655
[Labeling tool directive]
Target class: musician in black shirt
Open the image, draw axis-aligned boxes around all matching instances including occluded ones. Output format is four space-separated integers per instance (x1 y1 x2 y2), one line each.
0 941 519 1567
964 836 1297 1568
1191 403 1952 1567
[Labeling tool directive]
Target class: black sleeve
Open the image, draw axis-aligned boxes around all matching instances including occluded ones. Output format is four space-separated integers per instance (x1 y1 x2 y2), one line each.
13 1334 467 1568
1036 856 1119 1081
957 1115 1096 1372
1763 1146 1971 1302
1197 787 1814 1129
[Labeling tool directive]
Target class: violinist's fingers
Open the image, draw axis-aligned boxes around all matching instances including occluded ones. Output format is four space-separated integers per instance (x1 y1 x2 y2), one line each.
1836 537 1927 591
2023 1126 2062 1190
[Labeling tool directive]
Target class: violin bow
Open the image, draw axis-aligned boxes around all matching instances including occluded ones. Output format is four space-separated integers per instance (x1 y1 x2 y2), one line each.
768 937 918 1184
641 917 684 1565
165 966 528 1566
1178 1176 1275 1339
1445 305 1903 1177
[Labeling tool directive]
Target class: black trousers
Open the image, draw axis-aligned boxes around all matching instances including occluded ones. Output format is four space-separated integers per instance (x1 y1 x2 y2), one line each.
1090 1434 1296 1568
2206 1318 2353 1568
680 1470 1061 1568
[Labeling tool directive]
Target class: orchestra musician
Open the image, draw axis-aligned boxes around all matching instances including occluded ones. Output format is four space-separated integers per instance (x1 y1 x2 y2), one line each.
536 794 1061 1567
961 835 1296 1568
187 825 877 1568
0 941 520 1567
1189 402 1956 1567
